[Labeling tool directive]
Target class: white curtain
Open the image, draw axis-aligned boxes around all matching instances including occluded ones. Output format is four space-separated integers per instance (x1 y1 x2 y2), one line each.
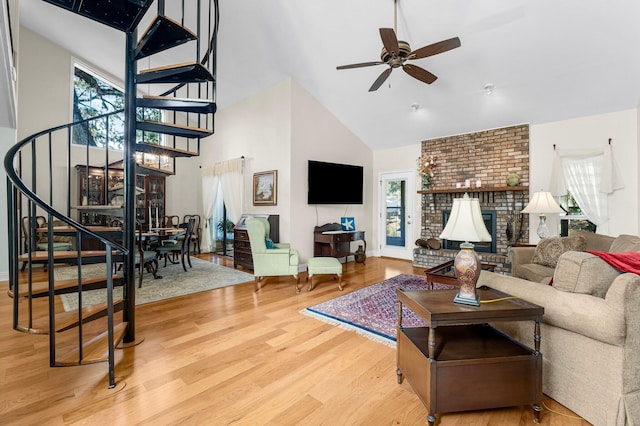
201 174 219 253
201 157 244 253
550 145 623 226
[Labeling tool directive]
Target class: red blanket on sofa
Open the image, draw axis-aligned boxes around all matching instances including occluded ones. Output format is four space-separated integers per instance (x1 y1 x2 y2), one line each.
587 250 640 275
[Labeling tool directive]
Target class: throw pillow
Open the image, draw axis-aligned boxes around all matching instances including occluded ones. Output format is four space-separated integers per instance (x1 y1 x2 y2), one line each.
265 237 275 249
531 235 587 268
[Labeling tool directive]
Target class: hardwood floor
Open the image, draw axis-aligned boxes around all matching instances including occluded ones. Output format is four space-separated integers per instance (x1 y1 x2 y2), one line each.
0 255 590 425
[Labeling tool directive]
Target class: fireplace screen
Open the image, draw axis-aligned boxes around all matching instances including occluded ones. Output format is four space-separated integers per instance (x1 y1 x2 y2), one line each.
442 210 497 253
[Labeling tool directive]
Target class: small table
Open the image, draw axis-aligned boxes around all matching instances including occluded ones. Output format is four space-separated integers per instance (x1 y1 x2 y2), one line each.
425 260 496 290
396 287 544 426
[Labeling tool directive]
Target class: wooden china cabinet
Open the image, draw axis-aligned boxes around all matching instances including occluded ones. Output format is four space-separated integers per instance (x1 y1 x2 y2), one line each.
74 165 166 248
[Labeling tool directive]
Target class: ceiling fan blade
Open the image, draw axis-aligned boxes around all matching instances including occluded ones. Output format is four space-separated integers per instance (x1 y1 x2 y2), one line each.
369 68 393 92
403 64 437 84
337 61 384 70
410 37 461 60
379 28 400 56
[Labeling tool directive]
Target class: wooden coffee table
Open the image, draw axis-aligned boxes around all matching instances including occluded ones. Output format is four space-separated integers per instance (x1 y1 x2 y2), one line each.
396 286 544 426
425 260 496 289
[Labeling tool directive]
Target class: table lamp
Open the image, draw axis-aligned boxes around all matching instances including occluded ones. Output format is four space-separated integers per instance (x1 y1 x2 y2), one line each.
521 191 564 239
439 193 492 306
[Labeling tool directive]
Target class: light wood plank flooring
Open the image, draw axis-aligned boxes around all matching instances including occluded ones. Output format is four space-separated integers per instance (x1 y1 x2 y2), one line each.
0 255 590 425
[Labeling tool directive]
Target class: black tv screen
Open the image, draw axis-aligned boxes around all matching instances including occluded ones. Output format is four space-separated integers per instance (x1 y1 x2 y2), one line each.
308 160 363 204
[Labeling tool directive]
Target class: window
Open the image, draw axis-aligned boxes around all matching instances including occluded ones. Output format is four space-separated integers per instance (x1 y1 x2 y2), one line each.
72 63 161 150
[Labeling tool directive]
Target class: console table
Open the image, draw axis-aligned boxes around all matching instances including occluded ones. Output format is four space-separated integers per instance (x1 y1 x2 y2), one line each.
313 223 366 263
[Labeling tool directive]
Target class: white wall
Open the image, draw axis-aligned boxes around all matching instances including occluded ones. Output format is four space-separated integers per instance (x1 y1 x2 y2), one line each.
290 79 373 262
200 78 373 263
0 126 16 280
529 109 638 240
200 78 292 237
372 143 422 256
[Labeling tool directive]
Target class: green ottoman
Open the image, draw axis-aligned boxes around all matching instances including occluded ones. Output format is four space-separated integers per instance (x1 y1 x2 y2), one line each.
306 257 343 291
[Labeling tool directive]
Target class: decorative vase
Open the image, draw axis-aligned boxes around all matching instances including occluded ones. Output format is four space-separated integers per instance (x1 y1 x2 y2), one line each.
506 172 521 186
354 245 366 263
422 174 431 190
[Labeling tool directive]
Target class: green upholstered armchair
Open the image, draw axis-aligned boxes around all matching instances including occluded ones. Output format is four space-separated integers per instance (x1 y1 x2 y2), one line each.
246 217 299 292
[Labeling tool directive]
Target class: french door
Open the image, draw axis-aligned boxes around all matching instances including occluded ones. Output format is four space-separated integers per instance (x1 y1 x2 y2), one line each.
379 171 414 260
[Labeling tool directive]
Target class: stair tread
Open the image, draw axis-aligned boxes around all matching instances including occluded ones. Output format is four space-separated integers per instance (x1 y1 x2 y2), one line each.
136 62 214 84
55 322 128 366
55 299 124 332
138 96 216 114
135 164 176 177
135 15 197 60
137 120 213 138
18 250 117 261
17 275 119 298
135 142 198 157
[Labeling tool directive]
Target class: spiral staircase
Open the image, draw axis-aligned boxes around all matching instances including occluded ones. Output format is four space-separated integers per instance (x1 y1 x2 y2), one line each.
4 0 218 389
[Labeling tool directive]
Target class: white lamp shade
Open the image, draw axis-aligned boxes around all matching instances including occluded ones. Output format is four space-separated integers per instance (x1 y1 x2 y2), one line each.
522 191 564 214
439 193 492 242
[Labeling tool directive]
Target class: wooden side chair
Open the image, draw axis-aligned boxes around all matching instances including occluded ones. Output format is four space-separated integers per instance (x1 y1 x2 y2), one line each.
182 214 201 254
164 215 180 228
135 226 160 287
156 217 195 272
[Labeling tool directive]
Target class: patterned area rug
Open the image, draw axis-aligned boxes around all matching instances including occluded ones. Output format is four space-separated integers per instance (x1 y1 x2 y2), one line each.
55 257 254 311
301 274 456 347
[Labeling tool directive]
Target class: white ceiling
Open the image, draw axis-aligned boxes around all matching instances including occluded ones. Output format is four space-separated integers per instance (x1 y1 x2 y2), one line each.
18 0 640 150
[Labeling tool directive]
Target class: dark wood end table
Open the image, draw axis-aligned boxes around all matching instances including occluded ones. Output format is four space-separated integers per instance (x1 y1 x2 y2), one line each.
425 260 496 290
396 286 544 426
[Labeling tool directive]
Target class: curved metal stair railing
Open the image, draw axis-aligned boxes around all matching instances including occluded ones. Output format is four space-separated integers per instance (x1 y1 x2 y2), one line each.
4 111 129 388
3 0 219 390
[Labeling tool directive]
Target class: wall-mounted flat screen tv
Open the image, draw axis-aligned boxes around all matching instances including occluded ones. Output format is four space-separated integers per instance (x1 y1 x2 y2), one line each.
308 160 363 204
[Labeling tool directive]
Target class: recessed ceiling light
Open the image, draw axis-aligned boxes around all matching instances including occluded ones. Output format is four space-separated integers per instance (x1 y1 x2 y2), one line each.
484 83 495 95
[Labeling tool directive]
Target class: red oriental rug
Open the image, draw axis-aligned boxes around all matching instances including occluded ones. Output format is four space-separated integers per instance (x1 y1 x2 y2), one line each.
301 274 456 347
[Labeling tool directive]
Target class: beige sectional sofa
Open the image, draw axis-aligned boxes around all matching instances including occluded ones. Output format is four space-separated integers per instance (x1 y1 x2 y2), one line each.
478 231 640 426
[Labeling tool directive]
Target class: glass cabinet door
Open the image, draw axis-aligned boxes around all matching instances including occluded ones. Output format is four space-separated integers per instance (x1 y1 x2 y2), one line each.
147 176 165 228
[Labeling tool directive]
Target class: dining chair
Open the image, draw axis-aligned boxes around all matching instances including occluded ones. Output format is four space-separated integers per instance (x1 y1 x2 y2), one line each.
155 217 195 272
164 215 180 228
135 226 161 287
182 214 201 254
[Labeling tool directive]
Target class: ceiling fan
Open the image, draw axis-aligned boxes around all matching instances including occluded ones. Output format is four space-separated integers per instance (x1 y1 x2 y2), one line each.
337 0 461 92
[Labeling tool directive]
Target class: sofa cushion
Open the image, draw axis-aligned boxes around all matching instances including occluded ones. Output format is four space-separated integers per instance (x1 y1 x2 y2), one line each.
553 251 621 298
610 234 640 252
531 235 587 268
570 230 615 252
517 263 555 283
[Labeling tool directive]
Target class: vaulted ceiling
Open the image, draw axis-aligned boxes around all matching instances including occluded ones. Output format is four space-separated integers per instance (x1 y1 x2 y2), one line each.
18 0 640 150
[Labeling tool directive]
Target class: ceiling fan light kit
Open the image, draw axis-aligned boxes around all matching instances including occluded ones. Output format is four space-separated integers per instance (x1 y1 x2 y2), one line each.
336 0 461 92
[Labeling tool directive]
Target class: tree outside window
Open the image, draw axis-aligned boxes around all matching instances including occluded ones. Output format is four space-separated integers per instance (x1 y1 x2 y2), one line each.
72 63 161 150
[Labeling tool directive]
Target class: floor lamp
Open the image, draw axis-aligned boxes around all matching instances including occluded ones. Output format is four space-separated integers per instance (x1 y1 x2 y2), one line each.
522 191 564 239
439 193 492 306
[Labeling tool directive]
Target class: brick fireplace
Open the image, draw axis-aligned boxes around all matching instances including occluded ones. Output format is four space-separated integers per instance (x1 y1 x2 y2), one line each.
413 124 531 273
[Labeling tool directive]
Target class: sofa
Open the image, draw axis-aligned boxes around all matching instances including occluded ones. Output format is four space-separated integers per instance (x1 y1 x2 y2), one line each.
478 231 640 425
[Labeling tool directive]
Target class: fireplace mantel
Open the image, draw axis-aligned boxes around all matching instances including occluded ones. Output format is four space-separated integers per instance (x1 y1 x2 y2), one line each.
418 186 529 209
417 185 528 195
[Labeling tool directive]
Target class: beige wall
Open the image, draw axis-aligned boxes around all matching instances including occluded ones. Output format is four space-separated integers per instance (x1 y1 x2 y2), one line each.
0 126 16 280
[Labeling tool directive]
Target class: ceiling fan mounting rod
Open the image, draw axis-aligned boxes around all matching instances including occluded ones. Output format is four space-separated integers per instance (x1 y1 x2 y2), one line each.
394 0 398 35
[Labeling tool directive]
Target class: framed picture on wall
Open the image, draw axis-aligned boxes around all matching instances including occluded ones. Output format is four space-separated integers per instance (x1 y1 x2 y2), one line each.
253 170 277 205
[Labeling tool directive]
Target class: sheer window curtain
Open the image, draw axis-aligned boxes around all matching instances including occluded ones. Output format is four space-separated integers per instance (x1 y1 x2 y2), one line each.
550 145 623 226
201 157 244 253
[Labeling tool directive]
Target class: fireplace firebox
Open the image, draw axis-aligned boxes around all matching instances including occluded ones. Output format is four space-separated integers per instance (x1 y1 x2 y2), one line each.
442 210 497 253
